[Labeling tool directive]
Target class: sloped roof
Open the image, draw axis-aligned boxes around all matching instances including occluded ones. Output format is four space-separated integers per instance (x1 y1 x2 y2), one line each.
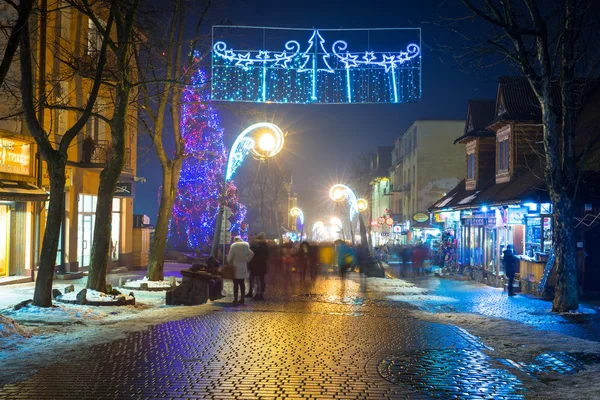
454 99 496 144
493 76 544 123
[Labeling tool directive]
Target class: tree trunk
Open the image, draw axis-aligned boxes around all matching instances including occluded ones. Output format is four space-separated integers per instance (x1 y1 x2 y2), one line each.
551 193 578 312
32 158 66 307
147 159 183 281
86 100 127 292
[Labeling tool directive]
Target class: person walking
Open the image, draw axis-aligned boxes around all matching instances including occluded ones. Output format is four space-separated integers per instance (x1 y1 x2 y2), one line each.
227 236 254 304
297 241 311 283
335 239 354 278
503 244 516 296
247 232 269 300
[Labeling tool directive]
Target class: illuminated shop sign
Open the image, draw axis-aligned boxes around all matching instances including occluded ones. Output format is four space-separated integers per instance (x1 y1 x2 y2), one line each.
0 137 31 176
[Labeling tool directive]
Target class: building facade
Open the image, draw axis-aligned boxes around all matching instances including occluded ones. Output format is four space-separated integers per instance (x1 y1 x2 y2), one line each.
430 77 600 297
396 120 465 245
0 2 138 282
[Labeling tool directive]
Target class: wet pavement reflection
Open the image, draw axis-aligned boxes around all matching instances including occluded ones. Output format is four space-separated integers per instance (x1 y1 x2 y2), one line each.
0 269 598 399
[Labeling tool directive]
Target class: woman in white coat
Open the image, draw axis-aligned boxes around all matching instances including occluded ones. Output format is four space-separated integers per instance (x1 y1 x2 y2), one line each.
227 236 254 304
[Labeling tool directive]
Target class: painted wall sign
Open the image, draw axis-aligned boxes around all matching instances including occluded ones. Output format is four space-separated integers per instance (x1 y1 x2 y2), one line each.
0 137 31 176
211 26 421 104
507 207 527 225
114 182 133 197
42 166 73 188
412 213 429 223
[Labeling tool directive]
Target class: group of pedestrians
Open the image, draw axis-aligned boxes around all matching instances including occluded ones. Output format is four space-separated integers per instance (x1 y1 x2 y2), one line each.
225 233 269 304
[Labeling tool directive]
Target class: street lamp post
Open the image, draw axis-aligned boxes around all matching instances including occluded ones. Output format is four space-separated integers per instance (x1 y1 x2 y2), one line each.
357 198 371 252
329 184 359 247
290 207 304 241
328 185 383 277
210 123 285 258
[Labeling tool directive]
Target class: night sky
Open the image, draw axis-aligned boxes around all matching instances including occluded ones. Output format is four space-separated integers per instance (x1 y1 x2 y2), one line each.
135 0 511 226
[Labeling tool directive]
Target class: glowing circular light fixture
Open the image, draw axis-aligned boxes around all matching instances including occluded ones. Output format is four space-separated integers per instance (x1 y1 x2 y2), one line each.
330 186 344 202
258 132 276 152
357 198 368 212
329 184 359 221
226 122 285 181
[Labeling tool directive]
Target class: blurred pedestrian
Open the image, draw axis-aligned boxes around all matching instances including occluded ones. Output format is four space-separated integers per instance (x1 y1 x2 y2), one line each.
297 241 311 283
227 236 254 304
335 239 354 278
247 232 268 300
503 244 516 296
205 256 224 301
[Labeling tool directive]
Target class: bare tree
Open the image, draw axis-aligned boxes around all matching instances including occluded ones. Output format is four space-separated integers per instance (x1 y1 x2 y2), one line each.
19 0 115 306
240 160 291 239
80 0 141 293
137 0 212 281
447 0 600 312
0 0 33 88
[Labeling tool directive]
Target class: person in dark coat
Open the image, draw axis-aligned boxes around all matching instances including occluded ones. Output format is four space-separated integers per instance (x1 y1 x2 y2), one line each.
503 244 516 296
297 241 311 283
247 232 269 300
205 256 224 301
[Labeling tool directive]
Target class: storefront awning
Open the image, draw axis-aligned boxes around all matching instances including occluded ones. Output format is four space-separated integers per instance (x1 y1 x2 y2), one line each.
0 181 48 202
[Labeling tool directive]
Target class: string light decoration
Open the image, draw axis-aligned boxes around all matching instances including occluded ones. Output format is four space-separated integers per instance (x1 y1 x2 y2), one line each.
211 26 421 104
169 67 247 249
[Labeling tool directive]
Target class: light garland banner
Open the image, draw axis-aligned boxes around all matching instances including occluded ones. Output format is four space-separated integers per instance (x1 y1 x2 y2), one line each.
211 26 421 104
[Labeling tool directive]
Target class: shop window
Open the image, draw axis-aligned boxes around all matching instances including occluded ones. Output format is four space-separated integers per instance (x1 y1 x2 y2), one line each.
467 153 475 180
498 139 509 171
111 198 121 261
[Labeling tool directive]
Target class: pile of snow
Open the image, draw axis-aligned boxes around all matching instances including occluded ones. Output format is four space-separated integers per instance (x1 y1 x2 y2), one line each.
58 289 134 303
124 277 174 289
0 315 30 338
2 303 108 322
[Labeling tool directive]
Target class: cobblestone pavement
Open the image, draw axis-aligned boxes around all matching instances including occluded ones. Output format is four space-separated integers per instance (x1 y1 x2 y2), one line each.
385 266 600 342
0 268 593 399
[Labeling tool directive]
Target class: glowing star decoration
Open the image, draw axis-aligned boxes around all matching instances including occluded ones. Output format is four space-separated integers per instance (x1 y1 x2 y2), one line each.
211 26 421 104
225 122 284 182
329 184 359 221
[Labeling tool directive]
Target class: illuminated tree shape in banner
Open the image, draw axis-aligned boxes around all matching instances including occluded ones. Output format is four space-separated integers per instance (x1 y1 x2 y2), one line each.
169 67 247 249
211 26 421 104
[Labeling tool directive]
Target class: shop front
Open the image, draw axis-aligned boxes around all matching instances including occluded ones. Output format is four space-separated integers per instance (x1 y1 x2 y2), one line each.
459 210 496 271
0 135 46 282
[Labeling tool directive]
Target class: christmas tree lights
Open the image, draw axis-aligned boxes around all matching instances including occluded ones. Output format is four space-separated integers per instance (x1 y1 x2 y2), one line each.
169 67 247 250
211 27 421 104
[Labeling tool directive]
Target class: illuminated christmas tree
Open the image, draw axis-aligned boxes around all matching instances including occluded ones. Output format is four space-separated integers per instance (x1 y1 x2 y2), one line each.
169 67 247 250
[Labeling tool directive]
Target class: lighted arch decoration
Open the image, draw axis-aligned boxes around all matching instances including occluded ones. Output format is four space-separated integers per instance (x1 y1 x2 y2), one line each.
212 26 421 104
226 122 284 181
329 184 359 221
290 207 304 225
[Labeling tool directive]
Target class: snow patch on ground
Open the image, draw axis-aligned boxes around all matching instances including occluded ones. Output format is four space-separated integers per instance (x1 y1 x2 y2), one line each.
387 294 458 303
562 305 597 315
58 289 134 303
124 277 175 289
358 277 428 295
1 303 108 322
0 315 30 339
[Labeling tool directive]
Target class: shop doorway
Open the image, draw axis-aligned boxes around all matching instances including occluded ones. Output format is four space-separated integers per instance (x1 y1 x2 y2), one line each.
584 224 600 294
0 204 10 276
78 194 96 269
